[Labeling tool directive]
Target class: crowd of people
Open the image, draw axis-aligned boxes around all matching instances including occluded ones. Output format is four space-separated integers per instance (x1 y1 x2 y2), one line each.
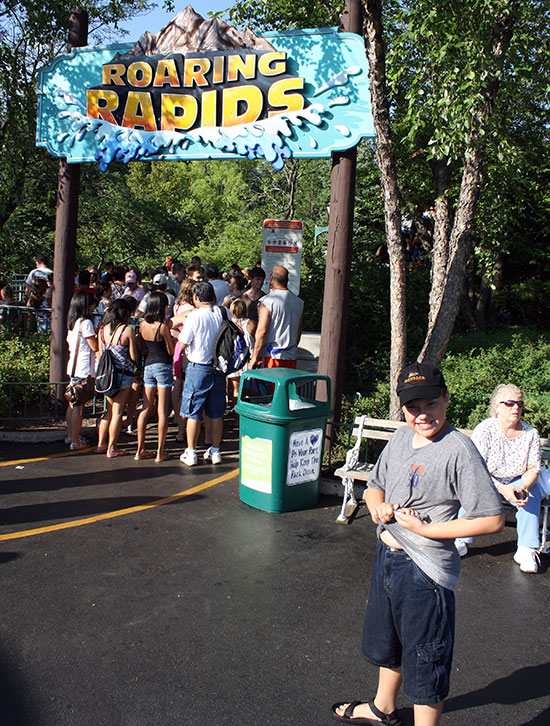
61 255 304 465
0 254 54 331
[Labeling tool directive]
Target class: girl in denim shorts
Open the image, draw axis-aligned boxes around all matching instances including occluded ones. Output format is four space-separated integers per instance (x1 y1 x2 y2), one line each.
135 292 175 462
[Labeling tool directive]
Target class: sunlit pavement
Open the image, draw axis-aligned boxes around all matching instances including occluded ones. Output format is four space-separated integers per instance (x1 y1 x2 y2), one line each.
0 425 549 726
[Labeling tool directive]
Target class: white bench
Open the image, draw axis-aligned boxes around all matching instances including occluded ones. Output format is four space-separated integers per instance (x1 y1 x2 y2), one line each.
335 415 550 552
334 417 409 523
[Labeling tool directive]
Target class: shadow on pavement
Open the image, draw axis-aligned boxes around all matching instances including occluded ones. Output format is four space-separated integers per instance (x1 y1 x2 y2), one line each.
0 493 201 527
0 553 20 565
445 662 550 716
0 464 197 495
0 649 37 725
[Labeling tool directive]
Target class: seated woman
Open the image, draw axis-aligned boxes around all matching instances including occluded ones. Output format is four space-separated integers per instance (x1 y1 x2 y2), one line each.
456 383 543 573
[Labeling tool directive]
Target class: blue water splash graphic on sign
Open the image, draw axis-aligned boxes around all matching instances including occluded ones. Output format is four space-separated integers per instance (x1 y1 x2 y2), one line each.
55 93 331 171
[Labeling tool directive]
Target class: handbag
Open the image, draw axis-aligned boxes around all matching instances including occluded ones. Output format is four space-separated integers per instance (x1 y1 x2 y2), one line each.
64 322 96 407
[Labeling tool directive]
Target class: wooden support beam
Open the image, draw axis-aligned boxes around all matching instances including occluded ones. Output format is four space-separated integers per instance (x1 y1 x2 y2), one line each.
49 9 88 409
318 0 362 430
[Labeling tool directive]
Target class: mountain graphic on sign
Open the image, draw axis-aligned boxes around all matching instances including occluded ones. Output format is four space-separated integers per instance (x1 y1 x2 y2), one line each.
123 4 275 56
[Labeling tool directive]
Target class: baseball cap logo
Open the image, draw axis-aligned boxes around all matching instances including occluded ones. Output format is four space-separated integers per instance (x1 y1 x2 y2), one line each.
404 372 427 384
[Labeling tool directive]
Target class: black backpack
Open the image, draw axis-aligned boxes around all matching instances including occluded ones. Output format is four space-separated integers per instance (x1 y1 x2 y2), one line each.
212 307 250 375
95 326 123 398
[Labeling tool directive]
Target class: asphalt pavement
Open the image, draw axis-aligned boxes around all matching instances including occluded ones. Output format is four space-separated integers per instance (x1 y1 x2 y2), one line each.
0 423 549 726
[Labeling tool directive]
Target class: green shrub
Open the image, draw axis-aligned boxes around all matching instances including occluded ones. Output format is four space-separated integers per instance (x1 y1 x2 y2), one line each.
0 334 51 417
345 327 550 436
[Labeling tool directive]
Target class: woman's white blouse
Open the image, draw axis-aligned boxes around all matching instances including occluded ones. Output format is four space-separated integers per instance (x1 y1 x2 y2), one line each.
470 417 541 485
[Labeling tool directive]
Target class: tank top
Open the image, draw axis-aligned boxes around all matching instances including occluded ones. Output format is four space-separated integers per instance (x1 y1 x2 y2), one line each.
142 323 172 365
101 324 133 374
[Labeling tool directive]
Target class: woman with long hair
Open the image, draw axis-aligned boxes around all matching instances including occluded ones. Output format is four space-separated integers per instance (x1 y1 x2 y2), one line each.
96 298 139 457
27 277 50 333
227 297 256 414
134 292 175 461
65 291 98 450
221 273 247 308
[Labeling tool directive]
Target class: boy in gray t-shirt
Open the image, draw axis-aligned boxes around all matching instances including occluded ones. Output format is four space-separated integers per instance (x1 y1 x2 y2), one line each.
332 363 503 726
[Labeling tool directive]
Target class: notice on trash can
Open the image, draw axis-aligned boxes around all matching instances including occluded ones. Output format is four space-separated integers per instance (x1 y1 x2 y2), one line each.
287 428 323 486
241 436 273 493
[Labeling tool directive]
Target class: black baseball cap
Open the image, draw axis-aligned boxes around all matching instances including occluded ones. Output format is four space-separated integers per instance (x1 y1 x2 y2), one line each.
397 362 447 406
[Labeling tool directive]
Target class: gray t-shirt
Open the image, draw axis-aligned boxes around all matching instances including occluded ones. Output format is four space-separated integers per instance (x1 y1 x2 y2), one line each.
368 424 503 590
259 289 304 359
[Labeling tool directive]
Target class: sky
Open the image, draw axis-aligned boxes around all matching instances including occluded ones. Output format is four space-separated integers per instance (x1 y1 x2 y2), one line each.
114 1 233 43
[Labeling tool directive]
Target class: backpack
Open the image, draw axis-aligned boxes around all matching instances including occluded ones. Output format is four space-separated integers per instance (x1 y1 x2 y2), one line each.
94 326 123 398
212 307 250 375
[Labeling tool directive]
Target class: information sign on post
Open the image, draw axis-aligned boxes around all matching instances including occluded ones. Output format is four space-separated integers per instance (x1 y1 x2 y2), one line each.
261 220 303 295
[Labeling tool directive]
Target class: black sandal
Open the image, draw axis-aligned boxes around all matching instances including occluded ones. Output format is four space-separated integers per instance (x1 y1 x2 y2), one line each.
331 699 402 726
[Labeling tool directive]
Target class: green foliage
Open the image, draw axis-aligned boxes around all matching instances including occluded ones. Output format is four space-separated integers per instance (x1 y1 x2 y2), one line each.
345 327 550 435
0 0 153 271
0 333 51 416
223 0 343 31
0 332 50 379
444 329 550 434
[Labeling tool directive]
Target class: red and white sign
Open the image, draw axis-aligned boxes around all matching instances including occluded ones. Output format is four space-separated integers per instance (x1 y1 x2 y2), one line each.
262 220 303 295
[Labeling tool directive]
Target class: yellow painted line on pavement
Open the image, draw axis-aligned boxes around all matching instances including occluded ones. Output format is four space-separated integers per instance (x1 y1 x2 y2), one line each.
0 447 95 467
0 469 238 541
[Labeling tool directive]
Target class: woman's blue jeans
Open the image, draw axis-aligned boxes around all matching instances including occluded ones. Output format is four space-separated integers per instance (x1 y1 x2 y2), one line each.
458 476 542 549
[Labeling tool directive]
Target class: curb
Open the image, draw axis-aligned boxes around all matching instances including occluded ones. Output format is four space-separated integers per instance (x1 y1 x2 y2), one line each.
0 429 67 444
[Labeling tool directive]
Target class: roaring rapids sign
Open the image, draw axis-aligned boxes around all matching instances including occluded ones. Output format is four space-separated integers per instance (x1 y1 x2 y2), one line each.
36 18 373 170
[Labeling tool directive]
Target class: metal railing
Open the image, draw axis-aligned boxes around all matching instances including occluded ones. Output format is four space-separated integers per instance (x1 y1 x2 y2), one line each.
0 304 52 334
10 275 27 304
0 381 106 421
0 377 354 466
0 307 141 337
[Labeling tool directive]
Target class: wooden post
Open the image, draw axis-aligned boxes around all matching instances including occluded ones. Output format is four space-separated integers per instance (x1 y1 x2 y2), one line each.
317 0 362 431
49 9 88 409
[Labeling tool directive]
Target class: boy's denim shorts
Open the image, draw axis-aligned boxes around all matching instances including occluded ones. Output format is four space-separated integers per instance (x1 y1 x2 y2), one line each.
181 362 226 420
361 540 455 706
143 362 173 389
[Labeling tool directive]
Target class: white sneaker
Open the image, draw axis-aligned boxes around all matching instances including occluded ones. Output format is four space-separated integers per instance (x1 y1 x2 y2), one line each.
180 449 197 467
455 539 468 557
203 447 222 464
513 546 540 573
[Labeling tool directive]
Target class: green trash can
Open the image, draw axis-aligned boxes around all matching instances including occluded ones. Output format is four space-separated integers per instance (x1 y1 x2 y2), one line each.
234 368 332 513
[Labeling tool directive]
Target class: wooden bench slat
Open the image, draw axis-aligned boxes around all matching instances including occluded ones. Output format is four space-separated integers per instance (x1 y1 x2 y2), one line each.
353 417 407 429
340 416 547 484
335 462 373 482
351 429 395 441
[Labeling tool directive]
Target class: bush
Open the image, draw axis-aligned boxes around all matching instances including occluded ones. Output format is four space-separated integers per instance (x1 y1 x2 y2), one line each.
0 334 51 417
345 327 550 436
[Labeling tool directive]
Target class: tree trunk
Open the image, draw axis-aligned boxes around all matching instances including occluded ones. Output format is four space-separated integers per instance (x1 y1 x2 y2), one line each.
49 9 88 407
419 151 483 363
427 159 452 329
284 160 299 220
363 0 406 419
418 8 517 364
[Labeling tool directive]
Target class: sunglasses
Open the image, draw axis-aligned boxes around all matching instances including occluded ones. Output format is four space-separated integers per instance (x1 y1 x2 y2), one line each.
500 400 523 408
